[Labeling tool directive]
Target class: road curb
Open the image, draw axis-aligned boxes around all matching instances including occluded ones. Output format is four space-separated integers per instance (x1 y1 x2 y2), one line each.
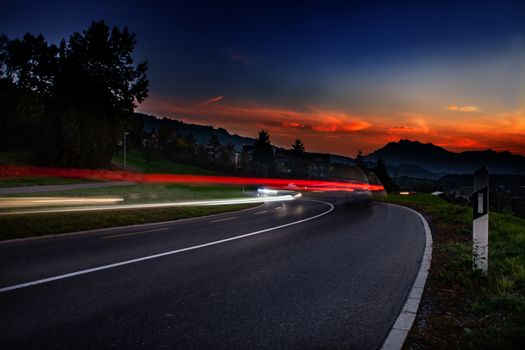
381 204 433 350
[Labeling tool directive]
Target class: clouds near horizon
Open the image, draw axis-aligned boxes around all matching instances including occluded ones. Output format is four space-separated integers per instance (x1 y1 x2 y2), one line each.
139 96 525 156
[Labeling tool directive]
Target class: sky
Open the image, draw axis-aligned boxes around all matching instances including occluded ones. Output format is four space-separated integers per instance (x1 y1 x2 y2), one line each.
2 0 525 156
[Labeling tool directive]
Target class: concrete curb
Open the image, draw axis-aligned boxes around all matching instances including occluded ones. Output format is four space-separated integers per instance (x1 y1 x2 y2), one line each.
381 204 433 350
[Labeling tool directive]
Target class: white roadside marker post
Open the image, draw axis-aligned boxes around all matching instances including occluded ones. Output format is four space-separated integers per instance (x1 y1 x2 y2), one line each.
472 167 489 275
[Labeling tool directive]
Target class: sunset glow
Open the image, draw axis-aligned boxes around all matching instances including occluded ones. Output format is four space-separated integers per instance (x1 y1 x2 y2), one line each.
4 2 523 156
139 97 525 155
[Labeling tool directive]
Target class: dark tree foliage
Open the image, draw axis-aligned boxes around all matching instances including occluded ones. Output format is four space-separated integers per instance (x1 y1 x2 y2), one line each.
291 138 305 155
208 134 221 161
41 61 118 167
0 21 149 168
0 33 60 95
254 130 273 164
66 21 148 113
374 157 398 193
218 143 234 163
355 149 366 170
0 33 59 149
290 138 307 178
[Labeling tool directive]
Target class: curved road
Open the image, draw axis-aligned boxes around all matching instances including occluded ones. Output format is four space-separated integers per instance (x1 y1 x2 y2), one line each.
0 198 425 349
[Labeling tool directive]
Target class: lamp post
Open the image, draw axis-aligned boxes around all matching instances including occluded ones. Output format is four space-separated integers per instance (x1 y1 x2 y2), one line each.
123 132 129 170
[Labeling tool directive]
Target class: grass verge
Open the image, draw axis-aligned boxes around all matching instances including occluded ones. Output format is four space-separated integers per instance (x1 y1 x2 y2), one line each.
383 194 525 349
0 204 256 241
0 183 257 240
113 150 222 175
0 176 95 188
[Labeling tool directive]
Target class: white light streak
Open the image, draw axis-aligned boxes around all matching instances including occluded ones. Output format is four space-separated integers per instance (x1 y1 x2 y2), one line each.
0 195 297 216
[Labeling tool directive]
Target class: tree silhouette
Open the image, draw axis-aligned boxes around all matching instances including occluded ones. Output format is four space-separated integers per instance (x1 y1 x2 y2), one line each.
208 134 221 161
218 143 235 163
43 60 119 167
0 21 149 167
291 138 305 155
355 149 366 170
254 130 274 174
66 21 148 113
290 138 307 178
0 33 60 95
374 157 397 193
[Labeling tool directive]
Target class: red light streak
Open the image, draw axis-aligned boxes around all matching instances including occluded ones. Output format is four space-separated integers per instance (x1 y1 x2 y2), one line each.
0 165 384 192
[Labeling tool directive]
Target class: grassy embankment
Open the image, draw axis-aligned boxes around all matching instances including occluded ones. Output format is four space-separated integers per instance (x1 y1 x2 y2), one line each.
0 150 256 240
0 150 97 187
112 149 222 175
384 194 525 349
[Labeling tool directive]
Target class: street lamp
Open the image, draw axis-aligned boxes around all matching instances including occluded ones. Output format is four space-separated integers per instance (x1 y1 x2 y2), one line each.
123 132 129 170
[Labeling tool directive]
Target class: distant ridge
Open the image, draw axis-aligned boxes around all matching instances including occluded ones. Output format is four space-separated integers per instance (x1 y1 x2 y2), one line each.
366 139 525 175
135 114 525 175
135 113 356 164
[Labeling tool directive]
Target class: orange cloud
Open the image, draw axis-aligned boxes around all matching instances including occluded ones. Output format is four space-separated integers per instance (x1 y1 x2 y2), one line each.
447 104 479 112
138 96 525 156
142 96 371 136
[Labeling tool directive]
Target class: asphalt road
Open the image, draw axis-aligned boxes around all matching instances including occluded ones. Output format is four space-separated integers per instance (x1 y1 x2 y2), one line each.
0 198 425 349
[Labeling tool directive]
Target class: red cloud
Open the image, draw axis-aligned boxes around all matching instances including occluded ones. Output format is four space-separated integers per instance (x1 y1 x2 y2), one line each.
139 96 525 156
199 96 224 106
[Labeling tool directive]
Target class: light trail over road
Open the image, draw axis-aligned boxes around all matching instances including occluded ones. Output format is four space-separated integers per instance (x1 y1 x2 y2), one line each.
0 197 425 349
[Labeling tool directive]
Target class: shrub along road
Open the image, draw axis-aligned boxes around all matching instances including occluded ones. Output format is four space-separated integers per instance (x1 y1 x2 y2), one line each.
385 194 525 349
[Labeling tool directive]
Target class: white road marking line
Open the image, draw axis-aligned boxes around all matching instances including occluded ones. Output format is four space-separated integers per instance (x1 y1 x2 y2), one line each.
380 203 433 350
0 200 334 294
102 227 169 239
253 210 267 215
210 216 237 223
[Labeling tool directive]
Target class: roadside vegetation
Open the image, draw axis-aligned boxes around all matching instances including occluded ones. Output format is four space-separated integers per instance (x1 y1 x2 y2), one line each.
385 194 525 349
0 183 255 240
0 204 254 241
113 149 221 175
0 176 95 188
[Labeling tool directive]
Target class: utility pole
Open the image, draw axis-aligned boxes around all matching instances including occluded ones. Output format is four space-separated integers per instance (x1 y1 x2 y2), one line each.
472 167 489 275
123 132 129 170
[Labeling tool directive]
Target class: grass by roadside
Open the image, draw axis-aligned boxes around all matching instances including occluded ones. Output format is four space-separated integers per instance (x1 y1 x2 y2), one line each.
383 194 525 349
0 176 96 188
1 149 221 189
1 150 97 187
0 183 256 240
113 150 221 175
0 150 257 241
0 183 248 203
0 204 256 241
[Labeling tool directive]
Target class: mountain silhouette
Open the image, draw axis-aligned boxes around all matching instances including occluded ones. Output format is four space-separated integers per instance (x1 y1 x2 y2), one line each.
366 139 525 175
135 114 525 175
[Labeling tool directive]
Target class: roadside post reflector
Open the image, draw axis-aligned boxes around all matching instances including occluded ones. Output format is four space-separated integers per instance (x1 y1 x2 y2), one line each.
472 167 489 275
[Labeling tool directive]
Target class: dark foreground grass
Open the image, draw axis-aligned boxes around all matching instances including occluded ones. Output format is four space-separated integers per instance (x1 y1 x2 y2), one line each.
384 194 525 349
0 176 95 188
0 204 256 241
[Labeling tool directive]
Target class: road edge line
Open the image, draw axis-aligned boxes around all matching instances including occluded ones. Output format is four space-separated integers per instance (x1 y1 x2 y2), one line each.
381 203 433 350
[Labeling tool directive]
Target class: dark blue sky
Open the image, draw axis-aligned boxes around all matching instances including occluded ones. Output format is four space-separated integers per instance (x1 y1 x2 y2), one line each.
2 0 524 155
